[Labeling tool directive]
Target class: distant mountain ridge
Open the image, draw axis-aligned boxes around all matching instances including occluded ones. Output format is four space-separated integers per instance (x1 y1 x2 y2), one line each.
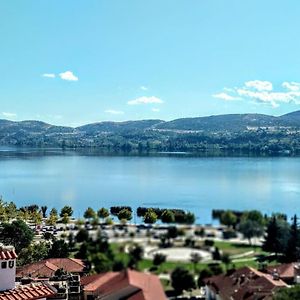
1 110 300 154
1 110 300 133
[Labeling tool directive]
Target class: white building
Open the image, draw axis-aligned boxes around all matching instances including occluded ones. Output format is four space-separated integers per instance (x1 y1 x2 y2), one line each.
0 243 17 291
0 243 56 300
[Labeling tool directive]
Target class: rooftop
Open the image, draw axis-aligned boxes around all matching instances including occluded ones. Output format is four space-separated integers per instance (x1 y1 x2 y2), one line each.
81 269 167 300
16 258 86 278
205 266 288 300
0 283 56 300
0 244 17 260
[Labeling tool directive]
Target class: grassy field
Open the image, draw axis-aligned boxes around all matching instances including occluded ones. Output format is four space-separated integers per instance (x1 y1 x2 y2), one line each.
110 241 267 274
214 240 265 256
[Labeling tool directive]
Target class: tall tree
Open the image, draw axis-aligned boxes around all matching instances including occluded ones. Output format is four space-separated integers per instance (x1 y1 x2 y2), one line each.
143 209 157 224
97 207 109 222
128 244 144 269
117 208 132 222
171 267 196 294
161 210 175 223
84 207 96 220
0 220 34 253
220 210 237 228
60 206 73 217
48 240 69 258
263 216 290 256
41 206 48 218
285 215 300 262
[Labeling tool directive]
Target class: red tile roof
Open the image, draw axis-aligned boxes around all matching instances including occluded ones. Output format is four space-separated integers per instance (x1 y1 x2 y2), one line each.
81 272 118 292
266 263 298 280
81 270 167 300
0 245 17 260
205 266 288 300
0 283 56 300
16 258 86 278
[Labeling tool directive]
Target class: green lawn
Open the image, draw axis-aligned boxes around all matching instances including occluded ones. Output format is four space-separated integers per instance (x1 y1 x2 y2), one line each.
214 241 264 256
110 241 273 275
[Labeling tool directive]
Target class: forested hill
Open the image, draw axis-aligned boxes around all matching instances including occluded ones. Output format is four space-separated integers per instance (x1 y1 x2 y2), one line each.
1 111 300 154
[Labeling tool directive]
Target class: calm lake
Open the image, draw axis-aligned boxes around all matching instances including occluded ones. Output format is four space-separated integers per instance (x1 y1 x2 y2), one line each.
0 147 299 224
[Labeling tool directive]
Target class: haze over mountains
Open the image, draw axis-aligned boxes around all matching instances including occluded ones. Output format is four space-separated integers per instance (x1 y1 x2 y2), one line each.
1 111 300 154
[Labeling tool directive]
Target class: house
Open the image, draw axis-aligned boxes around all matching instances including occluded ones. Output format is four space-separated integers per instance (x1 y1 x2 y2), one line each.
16 258 86 278
265 262 300 284
204 266 288 300
0 243 57 300
80 269 167 300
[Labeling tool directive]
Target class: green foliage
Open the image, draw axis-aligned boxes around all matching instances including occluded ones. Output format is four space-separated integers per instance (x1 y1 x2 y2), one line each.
97 207 109 219
143 209 158 224
285 215 300 262
84 207 96 219
220 210 237 227
91 253 112 273
0 220 34 253
204 239 214 247
18 242 50 266
50 208 58 217
212 247 221 261
235 210 265 243
46 213 58 225
48 240 69 258
76 228 89 243
153 253 166 266
41 206 48 218
32 211 43 225
184 212 196 225
171 267 196 294
110 206 132 216
263 216 290 255
161 210 175 223
60 205 73 217
128 244 144 269
167 227 179 239
198 268 213 287
61 213 70 224
274 285 300 300
117 208 132 221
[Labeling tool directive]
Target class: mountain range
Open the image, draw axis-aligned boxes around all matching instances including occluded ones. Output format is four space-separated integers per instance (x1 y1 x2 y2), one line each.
1 110 300 154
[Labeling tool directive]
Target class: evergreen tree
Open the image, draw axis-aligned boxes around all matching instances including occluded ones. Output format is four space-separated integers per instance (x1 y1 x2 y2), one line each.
263 216 289 256
285 215 300 262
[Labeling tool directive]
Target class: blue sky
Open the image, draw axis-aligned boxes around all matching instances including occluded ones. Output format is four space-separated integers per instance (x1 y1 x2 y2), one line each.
1 1 300 126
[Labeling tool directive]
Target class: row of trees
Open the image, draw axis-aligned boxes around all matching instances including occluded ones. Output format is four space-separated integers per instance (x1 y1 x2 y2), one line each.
215 209 274 244
0 198 196 226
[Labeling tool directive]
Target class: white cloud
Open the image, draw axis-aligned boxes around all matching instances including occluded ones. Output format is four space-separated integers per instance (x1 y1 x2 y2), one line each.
127 96 163 105
244 80 273 91
59 71 78 81
152 108 160 112
140 86 148 91
213 80 300 108
282 81 300 92
104 109 124 115
213 92 239 101
42 73 55 78
2 112 17 118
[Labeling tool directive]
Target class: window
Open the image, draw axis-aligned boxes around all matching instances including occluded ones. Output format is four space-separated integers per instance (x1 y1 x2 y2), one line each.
1 261 7 269
9 261 14 268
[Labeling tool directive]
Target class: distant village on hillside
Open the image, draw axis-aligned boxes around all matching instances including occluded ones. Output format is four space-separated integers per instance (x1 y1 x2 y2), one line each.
1 110 300 155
